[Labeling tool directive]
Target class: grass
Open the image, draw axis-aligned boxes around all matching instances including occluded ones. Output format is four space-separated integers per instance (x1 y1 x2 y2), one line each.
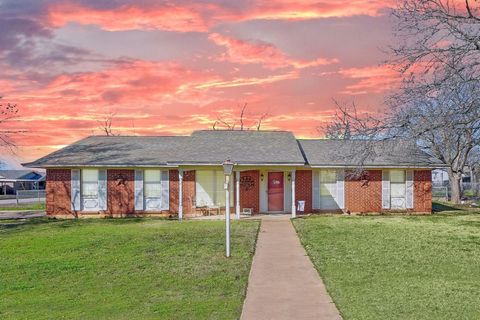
0 218 260 319
293 209 480 320
0 202 45 211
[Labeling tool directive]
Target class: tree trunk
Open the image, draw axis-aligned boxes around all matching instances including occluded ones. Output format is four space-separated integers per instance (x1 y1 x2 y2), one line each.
448 169 462 204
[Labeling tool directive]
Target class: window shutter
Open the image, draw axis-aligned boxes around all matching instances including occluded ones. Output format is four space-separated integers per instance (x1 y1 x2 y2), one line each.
336 169 345 209
161 170 169 210
134 170 144 211
71 169 81 211
312 170 320 209
406 170 414 209
98 170 107 210
382 170 391 209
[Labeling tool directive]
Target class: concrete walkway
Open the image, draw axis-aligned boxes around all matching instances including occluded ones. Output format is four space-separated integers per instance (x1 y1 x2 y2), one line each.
241 216 341 320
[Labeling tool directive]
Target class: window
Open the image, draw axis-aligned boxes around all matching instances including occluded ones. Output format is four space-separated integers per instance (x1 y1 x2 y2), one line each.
82 169 99 199
320 170 337 197
196 170 233 207
144 170 161 198
390 170 406 209
143 169 168 211
314 169 344 210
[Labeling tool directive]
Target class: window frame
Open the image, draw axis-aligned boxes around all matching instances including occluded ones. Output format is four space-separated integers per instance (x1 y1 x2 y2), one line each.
195 170 233 207
390 169 406 209
143 169 168 212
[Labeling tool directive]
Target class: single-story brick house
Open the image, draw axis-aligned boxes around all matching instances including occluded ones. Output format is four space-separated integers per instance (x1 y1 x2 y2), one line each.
24 130 442 218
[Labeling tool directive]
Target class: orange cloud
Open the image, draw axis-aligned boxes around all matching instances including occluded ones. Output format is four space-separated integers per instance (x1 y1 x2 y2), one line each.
241 0 394 21
48 3 210 32
45 0 393 33
338 65 400 94
208 33 338 69
195 72 299 89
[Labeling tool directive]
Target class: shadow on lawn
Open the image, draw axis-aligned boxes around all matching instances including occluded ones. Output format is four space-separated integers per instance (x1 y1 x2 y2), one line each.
0 216 150 232
0 217 60 230
432 202 464 213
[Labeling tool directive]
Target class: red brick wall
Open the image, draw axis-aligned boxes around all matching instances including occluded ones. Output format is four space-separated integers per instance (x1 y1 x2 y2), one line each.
169 170 179 213
182 170 196 214
414 170 432 212
345 170 382 213
106 169 134 216
46 169 72 216
240 170 260 213
295 170 312 214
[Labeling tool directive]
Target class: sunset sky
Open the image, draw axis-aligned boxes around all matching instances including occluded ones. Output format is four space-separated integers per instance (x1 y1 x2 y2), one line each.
0 0 400 162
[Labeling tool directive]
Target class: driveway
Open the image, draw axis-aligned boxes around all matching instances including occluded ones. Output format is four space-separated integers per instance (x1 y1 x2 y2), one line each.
241 216 341 320
0 198 45 206
0 210 46 220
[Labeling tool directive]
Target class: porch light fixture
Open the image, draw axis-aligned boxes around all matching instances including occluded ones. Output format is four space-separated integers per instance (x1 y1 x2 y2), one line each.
222 158 235 258
222 159 234 176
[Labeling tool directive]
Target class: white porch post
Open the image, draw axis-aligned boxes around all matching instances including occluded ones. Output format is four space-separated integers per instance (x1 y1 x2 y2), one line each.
235 171 240 219
291 170 296 218
178 169 183 220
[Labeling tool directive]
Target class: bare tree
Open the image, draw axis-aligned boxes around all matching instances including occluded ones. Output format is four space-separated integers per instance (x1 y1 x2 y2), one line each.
0 96 22 150
391 0 480 89
391 77 480 203
323 100 383 140
326 76 480 203
97 112 119 136
212 103 269 131
256 112 268 131
384 0 480 203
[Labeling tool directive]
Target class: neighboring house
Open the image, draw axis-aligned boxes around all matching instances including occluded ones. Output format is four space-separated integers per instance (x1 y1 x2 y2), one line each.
0 170 45 195
24 130 442 218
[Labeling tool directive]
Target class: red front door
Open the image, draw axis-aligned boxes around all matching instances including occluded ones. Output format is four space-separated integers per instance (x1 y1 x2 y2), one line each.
268 172 284 212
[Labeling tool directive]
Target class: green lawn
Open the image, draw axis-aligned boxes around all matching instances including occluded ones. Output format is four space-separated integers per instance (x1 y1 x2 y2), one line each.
0 202 45 211
293 210 480 320
0 218 260 319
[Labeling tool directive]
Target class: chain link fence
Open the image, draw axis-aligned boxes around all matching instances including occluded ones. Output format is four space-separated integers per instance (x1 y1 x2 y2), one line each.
432 183 480 202
15 190 46 205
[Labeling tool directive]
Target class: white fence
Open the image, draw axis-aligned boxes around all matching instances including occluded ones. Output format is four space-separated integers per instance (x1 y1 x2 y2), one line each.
15 190 46 204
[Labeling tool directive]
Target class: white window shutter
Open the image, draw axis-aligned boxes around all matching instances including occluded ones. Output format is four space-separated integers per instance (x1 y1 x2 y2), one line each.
336 169 345 209
161 170 169 210
382 170 391 209
406 170 414 209
135 170 144 211
98 170 107 210
71 169 81 211
312 171 320 209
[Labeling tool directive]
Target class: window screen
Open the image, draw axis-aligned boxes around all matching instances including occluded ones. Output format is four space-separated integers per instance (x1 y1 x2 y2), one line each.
82 169 99 199
390 170 406 197
196 170 233 207
320 170 337 197
144 169 161 198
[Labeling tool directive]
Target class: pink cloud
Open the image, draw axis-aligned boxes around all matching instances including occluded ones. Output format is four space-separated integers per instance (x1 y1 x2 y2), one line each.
48 3 210 32
240 0 394 21
45 1 393 33
338 65 400 95
208 33 338 69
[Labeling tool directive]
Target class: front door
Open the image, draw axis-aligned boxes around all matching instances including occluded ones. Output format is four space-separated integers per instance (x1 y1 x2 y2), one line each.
268 172 284 212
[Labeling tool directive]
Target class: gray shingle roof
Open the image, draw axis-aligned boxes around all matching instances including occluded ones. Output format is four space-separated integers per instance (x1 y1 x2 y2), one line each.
298 139 443 168
186 130 305 165
24 130 305 167
24 131 443 168
24 136 191 167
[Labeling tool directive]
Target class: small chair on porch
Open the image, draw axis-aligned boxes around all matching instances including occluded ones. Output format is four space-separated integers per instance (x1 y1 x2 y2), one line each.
199 206 221 216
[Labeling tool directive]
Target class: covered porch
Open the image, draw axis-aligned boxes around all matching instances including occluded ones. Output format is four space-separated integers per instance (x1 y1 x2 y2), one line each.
176 166 302 219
